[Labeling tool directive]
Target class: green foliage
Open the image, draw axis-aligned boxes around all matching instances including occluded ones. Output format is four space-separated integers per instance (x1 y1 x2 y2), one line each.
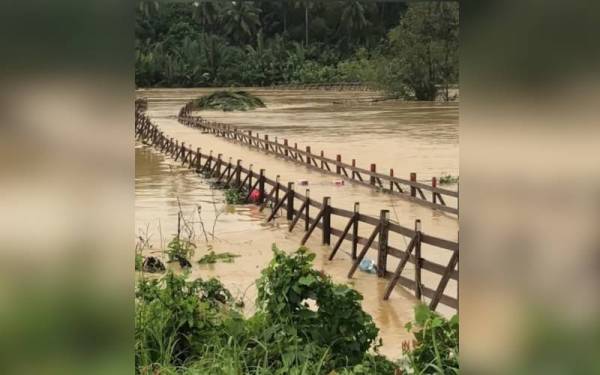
165 236 196 262
382 2 459 100
439 174 459 185
135 252 143 271
135 246 399 374
198 251 240 265
401 304 459 374
224 188 245 204
134 1 415 89
257 245 379 368
192 91 266 112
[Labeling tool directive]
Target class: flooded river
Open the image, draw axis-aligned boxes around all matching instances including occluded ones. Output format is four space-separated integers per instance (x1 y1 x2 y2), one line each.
135 88 459 359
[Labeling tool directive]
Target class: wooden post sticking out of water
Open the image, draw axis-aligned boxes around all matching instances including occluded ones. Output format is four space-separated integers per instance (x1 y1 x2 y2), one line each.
287 182 295 221
274 175 280 216
352 203 360 259
377 210 390 277
336 155 342 174
259 169 266 204
306 146 311 165
410 172 417 197
322 197 331 245
414 219 422 300
370 164 376 185
235 159 242 186
248 164 253 191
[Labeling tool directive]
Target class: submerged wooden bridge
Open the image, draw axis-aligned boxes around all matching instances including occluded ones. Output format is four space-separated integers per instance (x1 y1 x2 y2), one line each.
136 99 459 312
178 103 459 215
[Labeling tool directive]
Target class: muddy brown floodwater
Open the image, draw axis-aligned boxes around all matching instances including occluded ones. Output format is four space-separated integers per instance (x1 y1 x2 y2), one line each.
135 88 459 359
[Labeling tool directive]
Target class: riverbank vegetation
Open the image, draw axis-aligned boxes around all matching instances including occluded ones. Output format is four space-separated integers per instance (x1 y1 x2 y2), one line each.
135 245 459 374
136 1 458 100
192 91 266 111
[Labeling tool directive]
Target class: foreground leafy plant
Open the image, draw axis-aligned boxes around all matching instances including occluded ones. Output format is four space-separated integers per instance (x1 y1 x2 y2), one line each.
135 245 399 374
257 245 380 368
401 304 459 374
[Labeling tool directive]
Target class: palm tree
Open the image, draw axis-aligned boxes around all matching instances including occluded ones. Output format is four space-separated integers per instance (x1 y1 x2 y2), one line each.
222 1 262 44
192 1 219 32
293 0 313 47
338 0 368 37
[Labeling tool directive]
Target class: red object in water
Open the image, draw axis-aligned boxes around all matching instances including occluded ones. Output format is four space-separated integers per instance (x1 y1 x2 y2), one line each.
249 189 261 203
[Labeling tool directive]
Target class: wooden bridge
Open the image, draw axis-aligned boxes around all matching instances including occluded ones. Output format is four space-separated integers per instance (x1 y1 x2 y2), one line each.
178 102 459 215
136 99 459 312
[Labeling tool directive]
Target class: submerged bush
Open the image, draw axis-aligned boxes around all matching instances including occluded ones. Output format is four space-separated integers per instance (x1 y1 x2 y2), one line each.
192 91 266 111
224 188 245 204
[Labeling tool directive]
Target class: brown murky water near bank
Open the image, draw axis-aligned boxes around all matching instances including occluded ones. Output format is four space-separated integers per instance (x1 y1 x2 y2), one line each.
136 88 459 359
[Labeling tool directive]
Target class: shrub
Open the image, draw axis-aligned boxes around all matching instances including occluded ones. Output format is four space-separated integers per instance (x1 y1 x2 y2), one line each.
191 91 266 111
165 237 196 262
401 304 459 374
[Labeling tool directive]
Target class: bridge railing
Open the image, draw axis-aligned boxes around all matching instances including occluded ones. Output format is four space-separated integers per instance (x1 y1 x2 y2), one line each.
136 100 459 312
177 102 459 215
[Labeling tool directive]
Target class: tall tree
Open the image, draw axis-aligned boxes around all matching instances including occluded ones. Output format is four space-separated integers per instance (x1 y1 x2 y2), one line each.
339 0 368 36
294 0 313 46
222 1 262 44
385 1 459 100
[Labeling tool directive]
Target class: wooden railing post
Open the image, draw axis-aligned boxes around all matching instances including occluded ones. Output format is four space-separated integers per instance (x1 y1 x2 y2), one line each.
274 175 280 216
320 150 324 169
370 164 376 185
389 169 394 191
235 159 242 186
377 210 390 277
351 159 356 179
216 153 222 176
322 197 331 245
306 146 311 165
336 155 342 174
264 135 269 151
414 219 422 300
258 169 266 204
284 139 289 157
432 177 437 204
248 164 253 191
196 148 202 170
304 189 310 231
287 182 295 221
352 202 360 259
410 172 417 197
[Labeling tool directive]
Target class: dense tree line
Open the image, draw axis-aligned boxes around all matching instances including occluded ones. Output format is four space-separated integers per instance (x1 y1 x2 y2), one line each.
135 1 458 100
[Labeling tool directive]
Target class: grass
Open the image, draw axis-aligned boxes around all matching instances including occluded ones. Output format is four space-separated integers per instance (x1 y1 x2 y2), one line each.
191 91 266 112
